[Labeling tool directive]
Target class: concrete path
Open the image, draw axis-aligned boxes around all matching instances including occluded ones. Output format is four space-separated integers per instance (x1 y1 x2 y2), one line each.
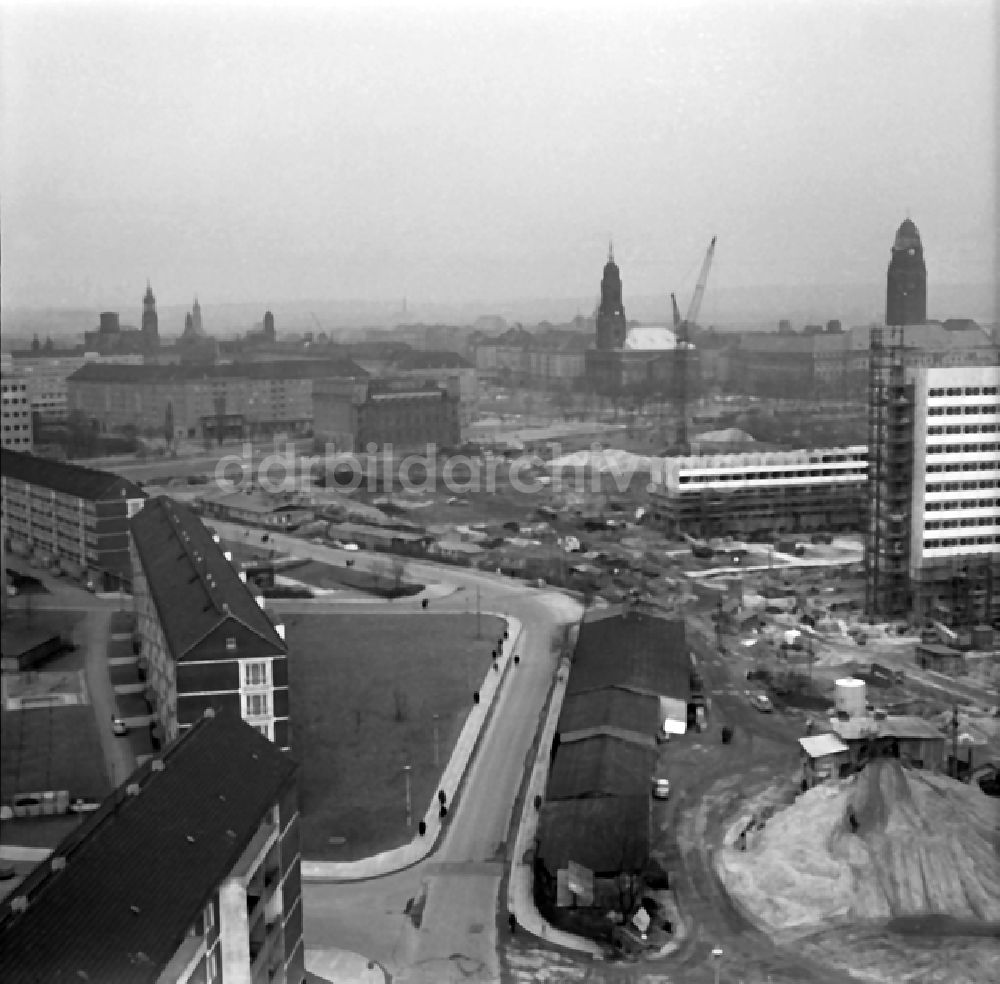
80 608 137 788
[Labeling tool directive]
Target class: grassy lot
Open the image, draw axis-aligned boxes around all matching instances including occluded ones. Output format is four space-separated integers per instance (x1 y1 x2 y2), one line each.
286 612 504 860
0 703 110 803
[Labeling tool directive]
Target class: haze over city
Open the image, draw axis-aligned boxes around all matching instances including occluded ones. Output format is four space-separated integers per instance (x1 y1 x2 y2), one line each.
1 0 996 324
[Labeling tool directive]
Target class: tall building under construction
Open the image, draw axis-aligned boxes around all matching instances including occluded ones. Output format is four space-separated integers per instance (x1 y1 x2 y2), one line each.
865 220 1000 627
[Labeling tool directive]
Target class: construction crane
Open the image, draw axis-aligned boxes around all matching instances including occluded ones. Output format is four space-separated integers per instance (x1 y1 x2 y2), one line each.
673 236 717 454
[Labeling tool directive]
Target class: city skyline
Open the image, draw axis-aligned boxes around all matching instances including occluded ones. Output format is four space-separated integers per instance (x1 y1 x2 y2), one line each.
1 0 996 312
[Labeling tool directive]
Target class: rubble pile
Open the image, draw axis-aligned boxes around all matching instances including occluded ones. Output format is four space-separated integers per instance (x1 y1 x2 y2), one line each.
718 759 1000 937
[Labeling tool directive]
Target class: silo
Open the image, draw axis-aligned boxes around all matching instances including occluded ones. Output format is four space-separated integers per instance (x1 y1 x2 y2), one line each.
835 677 866 718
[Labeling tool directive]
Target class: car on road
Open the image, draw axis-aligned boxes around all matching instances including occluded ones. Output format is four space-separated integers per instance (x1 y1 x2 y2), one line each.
750 693 773 713
651 778 671 800
112 717 129 736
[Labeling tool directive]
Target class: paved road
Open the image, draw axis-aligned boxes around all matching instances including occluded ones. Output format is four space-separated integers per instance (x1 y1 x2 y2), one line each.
303 586 573 984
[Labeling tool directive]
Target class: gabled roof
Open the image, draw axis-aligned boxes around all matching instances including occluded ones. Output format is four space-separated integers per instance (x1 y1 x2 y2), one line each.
547 734 658 800
537 795 649 875
130 497 286 659
567 613 691 700
557 689 660 741
0 710 298 984
0 449 144 502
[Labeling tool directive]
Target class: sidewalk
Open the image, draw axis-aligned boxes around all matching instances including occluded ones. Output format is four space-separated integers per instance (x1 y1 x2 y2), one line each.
301 612 522 882
505 657 604 957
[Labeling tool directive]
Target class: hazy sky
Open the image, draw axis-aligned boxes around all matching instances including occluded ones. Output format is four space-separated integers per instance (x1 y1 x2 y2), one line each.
1 0 996 310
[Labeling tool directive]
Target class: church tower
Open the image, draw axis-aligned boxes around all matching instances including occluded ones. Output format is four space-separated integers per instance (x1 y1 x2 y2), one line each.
886 219 927 326
141 280 159 349
595 242 627 351
192 297 204 335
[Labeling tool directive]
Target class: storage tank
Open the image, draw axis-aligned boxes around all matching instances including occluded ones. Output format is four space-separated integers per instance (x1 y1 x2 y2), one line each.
972 625 994 651
834 677 866 718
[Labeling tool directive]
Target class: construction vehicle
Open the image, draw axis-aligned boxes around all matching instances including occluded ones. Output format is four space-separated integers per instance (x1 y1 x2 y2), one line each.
672 236 717 454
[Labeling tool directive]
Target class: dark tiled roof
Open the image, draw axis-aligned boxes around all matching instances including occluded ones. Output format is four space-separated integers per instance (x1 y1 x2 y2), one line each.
546 735 658 801
557 689 659 740
0 449 144 502
67 358 365 383
567 613 691 700
131 497 287 659
0 710 298 983
393 350 473 370
537 795 649 874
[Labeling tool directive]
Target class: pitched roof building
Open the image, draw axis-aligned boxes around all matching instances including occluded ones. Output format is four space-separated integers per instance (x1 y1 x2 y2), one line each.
0 709 304 984
130 496 291 749
0 449 146 588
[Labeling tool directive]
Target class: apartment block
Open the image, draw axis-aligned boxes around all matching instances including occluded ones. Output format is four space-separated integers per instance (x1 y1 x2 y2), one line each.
647 446 868 538
0 372 33 451
67 359 364 440
0 708 305 984
130 496 291 749
0 450 145 587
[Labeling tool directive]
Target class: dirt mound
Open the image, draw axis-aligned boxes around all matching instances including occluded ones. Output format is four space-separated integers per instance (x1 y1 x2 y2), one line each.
718 763 1000 937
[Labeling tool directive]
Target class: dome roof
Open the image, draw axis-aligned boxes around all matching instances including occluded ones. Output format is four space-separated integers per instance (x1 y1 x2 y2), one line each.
894 218 922 250
623 325 678 351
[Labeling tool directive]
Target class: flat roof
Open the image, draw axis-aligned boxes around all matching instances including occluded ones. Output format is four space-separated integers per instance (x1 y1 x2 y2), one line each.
799 734 850 758
828 715 946 741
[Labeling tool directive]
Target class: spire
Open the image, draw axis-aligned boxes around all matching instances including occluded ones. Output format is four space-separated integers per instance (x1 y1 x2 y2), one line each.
608 238 614 264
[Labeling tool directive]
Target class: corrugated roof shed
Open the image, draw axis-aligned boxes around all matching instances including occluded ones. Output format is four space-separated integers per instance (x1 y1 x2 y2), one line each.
567 613 691 700
131 496 286 659
537 795 649 875
547 735 657 801
0 710 298 984
557 689 660 741
0 449 144 502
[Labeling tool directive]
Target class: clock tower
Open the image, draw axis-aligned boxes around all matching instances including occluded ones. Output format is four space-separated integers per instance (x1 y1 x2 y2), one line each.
886 219 927 326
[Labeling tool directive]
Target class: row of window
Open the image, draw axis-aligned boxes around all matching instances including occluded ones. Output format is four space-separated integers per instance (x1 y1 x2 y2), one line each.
927 424 998 435
925 517 999 529
925 535 1000 548
678 468 866 484
926 462 998 473
925 498 999 510
927 404 1000 416
926 481 998 493
927 443 999 455
928 386 999 397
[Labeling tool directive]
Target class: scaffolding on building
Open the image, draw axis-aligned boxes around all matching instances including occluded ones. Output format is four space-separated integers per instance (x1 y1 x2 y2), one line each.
864 325 912 620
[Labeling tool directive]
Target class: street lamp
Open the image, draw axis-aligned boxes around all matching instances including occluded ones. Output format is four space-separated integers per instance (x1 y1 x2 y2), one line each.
402 764 412 827
432 714 440 768
711 946 724 984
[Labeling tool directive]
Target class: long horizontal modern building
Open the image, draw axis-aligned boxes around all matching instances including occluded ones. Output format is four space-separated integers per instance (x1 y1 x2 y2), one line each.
0 709 304 984
130 496 291 749
67 358 366 440
647 446 869 537
1 449 146 588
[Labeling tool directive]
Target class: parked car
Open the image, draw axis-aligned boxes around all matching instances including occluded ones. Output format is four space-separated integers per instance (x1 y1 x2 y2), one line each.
112 717 129 736
651 778 671 800
750 694 773 713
